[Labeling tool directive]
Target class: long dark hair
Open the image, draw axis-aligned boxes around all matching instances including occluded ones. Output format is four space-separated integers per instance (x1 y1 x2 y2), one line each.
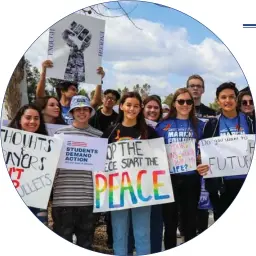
34 96 66 124
116 92 148 139
8 104 48 135
165 88 198 139
143 95 163 122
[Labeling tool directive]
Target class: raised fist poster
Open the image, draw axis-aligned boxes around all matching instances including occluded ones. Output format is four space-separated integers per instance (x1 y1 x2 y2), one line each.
47 13 105 84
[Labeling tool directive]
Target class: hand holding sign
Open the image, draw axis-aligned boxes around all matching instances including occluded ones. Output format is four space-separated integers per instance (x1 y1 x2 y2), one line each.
196 164 210 176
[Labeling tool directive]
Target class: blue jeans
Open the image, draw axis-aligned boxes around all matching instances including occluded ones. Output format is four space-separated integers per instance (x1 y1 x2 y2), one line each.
111 206 151 256
29 207 48 225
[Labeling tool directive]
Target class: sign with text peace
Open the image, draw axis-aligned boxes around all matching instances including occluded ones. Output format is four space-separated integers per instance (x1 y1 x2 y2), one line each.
56 134 108 171
199 134 255 178
165 139 197 174
93 137 174 212
1 127 63 209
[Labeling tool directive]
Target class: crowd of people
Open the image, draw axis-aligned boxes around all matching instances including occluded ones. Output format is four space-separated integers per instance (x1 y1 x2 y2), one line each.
5 59 255 255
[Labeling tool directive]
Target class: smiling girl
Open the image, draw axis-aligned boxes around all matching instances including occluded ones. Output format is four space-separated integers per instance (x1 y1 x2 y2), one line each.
102 92 158 256
155 88 208 249
35 96 66 125
8 104 49 225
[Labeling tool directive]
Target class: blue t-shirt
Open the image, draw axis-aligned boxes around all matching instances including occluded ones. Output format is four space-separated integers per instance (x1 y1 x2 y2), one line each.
61 105 73 125
156 118 205 175
219 112 249 180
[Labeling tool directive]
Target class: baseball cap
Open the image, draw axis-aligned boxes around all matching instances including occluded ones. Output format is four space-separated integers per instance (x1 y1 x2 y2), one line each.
68 95 95 118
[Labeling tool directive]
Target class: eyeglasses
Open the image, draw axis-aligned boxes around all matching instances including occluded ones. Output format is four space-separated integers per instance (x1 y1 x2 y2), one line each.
104 96 116 102
176 99 193 105
188 84 204 89
242 100 254 106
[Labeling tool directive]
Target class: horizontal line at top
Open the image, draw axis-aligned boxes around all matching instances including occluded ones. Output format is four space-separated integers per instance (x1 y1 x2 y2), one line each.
243 24 256 27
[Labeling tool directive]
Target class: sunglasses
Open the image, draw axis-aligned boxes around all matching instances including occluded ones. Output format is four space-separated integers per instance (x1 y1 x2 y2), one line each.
176 99 193 105
242 100 253 106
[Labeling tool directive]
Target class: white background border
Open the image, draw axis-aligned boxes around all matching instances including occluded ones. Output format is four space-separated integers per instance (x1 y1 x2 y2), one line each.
0 0 255 255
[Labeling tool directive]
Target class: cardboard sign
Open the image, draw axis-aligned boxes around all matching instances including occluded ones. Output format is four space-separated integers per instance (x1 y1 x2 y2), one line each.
47 13 105 84
165 139 197 174
93 138 174 212
199 134 255 178
1 127 63 209
56 134 108 171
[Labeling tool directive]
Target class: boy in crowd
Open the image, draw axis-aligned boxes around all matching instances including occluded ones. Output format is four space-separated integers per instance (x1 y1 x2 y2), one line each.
36 59 105 124
52 95 102 249
89 89 120 132
89 89 120 249
186 74 216 234
201 82 254 219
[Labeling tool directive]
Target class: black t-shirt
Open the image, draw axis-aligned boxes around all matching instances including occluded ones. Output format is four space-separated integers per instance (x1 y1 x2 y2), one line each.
89 108 118 132
102 123 158 143
195 103 216 118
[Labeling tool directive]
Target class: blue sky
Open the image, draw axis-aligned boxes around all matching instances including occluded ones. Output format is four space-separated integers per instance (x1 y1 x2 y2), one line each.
25 1 248 105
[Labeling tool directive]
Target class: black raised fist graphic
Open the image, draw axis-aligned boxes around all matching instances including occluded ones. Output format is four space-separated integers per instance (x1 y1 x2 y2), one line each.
62 21 92 82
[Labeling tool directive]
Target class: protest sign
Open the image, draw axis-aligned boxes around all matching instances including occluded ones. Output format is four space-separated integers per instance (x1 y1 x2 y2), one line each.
56 134 108 171
1 127 63 209
45 123 67 136
93 137 174 212
47 13 105 84
165 139 197 174
199 134 255 178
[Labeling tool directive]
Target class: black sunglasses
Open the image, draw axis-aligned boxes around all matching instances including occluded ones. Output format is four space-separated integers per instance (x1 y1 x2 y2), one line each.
176 99 193 106
242 100 253 106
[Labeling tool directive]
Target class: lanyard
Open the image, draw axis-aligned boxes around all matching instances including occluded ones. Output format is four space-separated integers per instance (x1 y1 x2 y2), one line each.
222 114 241 135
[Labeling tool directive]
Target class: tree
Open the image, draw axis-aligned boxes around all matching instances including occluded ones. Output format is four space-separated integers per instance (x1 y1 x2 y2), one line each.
78 88 89 98
133 83 151 100
4 56 27 120
26 60 40 103
209 99 220 112
163 93 174 106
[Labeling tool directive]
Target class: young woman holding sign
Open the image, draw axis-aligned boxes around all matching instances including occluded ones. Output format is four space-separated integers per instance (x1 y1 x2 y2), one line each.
155 88 208 249
8 104 49 225
197 82 254 220
127 95 164 254
102 92 158 256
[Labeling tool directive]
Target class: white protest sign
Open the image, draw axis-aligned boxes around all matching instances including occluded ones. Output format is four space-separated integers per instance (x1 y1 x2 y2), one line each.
47 13 105 84
45 123 67 136
93 137 174 212
165 139 197 174
199 134 255 178
1 127 63 209
56 134 108 171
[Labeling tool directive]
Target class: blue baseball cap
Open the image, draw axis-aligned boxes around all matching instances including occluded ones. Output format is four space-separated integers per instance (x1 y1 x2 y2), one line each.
68 95 95 118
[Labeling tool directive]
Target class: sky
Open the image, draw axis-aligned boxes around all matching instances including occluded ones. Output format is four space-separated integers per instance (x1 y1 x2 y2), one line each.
25 1 248 105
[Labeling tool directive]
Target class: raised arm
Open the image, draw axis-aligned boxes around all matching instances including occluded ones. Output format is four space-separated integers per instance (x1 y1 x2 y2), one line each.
36 60 53 98
90 67 105 109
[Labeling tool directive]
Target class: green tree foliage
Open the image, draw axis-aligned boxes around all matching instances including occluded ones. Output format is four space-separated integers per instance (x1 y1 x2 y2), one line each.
133 83 151 100
26 61 40 103
209 99 220 112
163 93 174 107
26 59 58 102
78 88 89 98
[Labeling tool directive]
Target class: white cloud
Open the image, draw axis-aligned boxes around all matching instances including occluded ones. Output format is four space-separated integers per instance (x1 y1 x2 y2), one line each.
24 5 247 105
